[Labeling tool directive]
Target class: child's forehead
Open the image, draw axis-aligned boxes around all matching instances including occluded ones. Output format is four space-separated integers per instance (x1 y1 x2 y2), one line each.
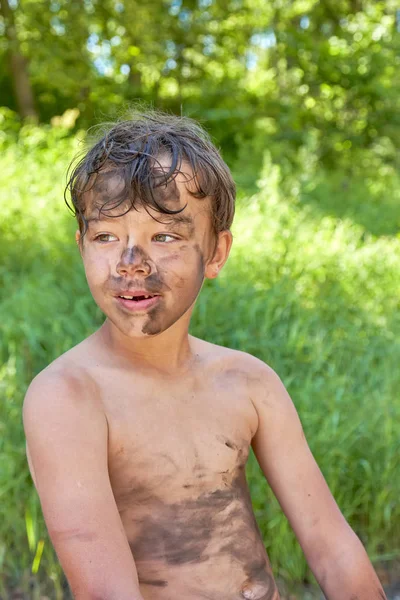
86 204 198 231
82 161 210 226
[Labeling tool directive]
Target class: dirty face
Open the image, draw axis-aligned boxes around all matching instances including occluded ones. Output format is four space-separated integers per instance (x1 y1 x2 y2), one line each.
77 165 229 338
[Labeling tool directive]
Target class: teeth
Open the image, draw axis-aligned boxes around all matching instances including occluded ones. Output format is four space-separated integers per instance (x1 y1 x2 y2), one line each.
119 294 154 300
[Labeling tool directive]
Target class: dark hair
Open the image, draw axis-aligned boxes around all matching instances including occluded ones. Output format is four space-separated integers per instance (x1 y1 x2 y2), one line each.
64 109 235 237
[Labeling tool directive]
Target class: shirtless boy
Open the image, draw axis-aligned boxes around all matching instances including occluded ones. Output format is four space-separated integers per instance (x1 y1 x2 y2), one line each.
23 111 386 600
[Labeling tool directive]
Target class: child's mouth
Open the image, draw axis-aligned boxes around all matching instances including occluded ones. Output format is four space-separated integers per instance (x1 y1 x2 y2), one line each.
116 293 161 311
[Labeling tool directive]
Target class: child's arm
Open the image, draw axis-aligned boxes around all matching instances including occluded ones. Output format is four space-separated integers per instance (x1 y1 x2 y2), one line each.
23 370 144 600
248 359 387 600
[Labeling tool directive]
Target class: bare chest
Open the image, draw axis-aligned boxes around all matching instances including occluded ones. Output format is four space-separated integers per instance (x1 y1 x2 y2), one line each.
97 370 258 508
86 367 279 600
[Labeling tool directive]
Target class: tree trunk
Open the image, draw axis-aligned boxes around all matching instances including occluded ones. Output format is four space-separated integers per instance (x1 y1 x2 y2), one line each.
0 0 37 120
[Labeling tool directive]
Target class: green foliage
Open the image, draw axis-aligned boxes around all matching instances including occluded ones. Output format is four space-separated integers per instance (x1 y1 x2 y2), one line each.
0 121 399 595
1 1 400 173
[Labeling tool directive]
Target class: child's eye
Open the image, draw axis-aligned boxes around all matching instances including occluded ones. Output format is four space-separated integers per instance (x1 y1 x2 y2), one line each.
153 234 177 243
94 233 117 242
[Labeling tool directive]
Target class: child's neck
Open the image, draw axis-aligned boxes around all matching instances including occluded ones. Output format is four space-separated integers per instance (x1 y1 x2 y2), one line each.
97 319 197 376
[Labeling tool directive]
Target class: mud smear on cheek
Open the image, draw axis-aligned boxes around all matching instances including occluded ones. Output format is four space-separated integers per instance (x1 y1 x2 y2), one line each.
169 242 205 300
193 242 206 283
141 245 205 336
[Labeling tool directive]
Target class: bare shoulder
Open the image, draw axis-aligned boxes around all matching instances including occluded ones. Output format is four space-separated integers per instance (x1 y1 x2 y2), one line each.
24 336 99 411
23 337 104 475
192 337 288 419
193 336 280 387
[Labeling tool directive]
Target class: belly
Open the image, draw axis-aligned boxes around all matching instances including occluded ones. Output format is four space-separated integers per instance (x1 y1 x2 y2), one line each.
119 470 280 600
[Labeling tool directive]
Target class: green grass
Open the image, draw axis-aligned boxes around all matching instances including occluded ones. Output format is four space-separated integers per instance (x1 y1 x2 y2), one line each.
195 184 400 582
1 121 399 596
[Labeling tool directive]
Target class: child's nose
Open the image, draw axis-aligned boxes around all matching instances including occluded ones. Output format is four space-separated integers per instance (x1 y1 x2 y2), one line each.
116 245 153 277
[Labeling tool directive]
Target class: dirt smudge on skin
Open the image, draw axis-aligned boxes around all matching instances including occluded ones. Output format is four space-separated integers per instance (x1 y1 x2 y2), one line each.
127 444 277 598
138 578 168 587
142 301 164 335
225 440 236 450
193 242 205 281
51 528 99 544
119 244 151 268
109 266 166 297
150 175 182 212
142 241 205 336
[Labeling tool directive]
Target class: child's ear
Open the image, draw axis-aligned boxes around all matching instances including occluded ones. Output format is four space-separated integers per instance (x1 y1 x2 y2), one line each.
204 230 233 279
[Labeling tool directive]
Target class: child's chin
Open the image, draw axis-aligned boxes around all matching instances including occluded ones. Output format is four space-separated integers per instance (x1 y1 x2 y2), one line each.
110 318 166 338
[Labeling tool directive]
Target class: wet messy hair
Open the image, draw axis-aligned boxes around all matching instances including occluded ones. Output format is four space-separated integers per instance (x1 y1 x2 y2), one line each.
64 109 236 237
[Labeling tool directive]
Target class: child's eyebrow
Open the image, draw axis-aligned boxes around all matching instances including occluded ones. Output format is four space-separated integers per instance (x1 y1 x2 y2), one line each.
86 213 195 234
164 215 195 234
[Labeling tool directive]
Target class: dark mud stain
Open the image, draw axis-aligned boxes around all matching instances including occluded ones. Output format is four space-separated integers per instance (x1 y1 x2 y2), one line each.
192 459 208 479
193 242 205 279
129 487 221 565
109 269 165 296
138 578 168 587
141 239 204 336
115 454 178 514
91 171 127 211
115 479 159 514
128 466 276 597
142 302 164 335
217 435 248 470
121 245 150 267
225 440 236 450
217 434 238 451
151 176 182 211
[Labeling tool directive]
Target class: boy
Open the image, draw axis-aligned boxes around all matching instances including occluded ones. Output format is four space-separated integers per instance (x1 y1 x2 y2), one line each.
23 111 386 600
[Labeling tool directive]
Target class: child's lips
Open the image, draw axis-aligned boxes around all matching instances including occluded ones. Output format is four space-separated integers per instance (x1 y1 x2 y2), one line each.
116 288 160 298
115 294 161 312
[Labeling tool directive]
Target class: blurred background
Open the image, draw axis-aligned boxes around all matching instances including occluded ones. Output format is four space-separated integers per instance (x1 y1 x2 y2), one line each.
0 0 400 598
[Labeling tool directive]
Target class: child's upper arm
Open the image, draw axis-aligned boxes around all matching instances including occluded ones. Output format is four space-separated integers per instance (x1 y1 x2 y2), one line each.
23 370 142 600
248 359 353 568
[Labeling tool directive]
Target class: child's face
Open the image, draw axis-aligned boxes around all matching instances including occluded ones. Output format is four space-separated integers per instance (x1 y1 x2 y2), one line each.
77 165 232 338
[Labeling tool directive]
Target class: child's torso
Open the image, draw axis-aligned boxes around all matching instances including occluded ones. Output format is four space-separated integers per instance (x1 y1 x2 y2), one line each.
87 348 281 600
